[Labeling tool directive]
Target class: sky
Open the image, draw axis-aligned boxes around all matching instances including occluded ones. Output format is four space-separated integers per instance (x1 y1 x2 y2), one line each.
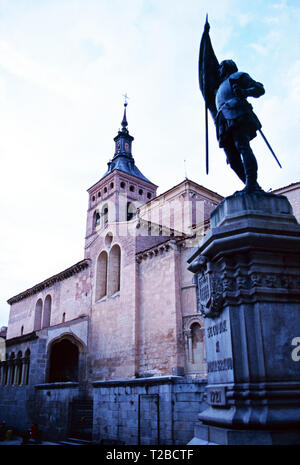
0 0 299 326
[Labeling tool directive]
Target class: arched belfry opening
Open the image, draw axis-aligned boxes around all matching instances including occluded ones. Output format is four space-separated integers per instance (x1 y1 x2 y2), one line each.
127 201 137 221
48 336 84 383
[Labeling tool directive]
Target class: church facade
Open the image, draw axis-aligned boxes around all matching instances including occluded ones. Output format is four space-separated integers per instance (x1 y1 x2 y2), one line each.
0 105 299 444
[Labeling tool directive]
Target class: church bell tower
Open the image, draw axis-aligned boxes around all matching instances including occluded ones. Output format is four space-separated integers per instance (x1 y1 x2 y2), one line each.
84 102 158 253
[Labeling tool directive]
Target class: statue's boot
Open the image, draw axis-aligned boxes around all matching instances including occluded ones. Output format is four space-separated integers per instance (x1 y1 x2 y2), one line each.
240 147 263 194
243 170 263 193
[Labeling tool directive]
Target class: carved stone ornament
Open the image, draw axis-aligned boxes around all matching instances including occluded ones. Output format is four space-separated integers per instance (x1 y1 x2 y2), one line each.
197 270 224 319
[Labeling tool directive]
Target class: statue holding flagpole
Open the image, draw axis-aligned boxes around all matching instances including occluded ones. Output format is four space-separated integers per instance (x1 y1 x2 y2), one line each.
199 16 281 193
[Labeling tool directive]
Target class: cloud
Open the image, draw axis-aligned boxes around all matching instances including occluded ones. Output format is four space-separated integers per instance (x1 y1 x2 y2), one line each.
250 43 268 55
237 13 253 27
273 0 287 9
0 40 90 103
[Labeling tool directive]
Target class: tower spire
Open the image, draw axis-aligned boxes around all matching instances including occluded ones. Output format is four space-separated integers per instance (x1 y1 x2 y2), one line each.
121 102 128 133
100 98 153 184
121 93 129 133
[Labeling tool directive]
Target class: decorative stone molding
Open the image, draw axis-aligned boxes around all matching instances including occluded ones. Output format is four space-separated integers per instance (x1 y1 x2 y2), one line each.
136 240 178 262
6 331 38 346
35 382 79 390
187 192 300 443
182 315 203 336
194 257 300 318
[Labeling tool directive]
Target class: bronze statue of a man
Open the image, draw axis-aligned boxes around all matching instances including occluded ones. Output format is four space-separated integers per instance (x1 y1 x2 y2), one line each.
199 19 266 193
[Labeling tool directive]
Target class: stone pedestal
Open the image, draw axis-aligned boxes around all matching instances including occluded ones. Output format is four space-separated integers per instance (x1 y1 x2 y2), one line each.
187 191 300 445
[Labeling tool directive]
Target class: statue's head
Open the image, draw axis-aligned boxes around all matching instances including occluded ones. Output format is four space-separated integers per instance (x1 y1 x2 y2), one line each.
219 60 238 81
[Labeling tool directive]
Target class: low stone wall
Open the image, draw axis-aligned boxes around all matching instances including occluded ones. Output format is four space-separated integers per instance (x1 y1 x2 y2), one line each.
0 385 32 432
93 376 207 445
0 382 80 441
34 383 80 440
0 378 207 443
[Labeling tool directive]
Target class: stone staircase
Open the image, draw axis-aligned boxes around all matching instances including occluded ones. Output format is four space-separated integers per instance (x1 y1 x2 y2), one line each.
68 398 94 442
59 437 94 446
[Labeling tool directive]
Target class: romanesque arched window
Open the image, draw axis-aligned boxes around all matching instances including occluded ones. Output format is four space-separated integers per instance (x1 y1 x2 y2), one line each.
42 294 52 328
108 244 121 296
96 250 108 300
34 298 43 331
183 318 206 376
190 322 203 364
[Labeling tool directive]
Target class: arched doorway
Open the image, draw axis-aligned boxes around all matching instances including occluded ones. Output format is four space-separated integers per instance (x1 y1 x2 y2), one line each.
48 338 79 382
183 317 206 376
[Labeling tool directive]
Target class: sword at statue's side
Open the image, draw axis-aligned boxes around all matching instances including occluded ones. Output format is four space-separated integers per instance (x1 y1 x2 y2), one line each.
258 129 282 168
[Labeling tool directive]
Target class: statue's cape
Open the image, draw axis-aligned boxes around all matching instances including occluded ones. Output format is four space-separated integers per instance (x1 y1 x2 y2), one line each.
199 23 219 122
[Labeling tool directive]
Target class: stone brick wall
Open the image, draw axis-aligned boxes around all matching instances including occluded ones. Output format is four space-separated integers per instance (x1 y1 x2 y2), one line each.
287 188 300 222
4 336 47 386
180 245 198 317
138 180 222 236
0 384 79 440
136 245 184 377
87 230 138 380
33 383 80 440
271 183 300 222
92 377 207 445
0 385 32 432
0 336 47 432
7 268 91 340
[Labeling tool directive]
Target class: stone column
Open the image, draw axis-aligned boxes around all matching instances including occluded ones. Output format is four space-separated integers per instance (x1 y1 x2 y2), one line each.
21 359 29 385
13 362 19 385
1 363 8 385
184 329 193 363
188 191 300 445
7 361 13 385
0 362 3 385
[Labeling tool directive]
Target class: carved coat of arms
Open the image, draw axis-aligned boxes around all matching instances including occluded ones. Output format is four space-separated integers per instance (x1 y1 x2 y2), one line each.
196 258 224 318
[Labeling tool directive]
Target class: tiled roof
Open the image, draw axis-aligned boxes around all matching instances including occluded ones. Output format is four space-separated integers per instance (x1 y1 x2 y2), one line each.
7 259 90 305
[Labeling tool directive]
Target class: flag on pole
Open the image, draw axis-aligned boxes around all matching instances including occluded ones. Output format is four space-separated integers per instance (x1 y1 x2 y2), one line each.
199 16 219 123
199 16 219 174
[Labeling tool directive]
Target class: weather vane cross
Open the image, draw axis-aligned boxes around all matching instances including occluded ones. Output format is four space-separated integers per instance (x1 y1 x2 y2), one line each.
123 93 130 105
